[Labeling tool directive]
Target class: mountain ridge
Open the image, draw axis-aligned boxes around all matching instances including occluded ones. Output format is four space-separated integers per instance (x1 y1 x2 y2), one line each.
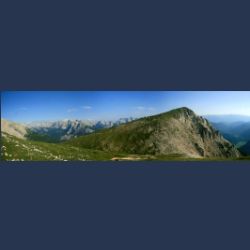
65 107 241 158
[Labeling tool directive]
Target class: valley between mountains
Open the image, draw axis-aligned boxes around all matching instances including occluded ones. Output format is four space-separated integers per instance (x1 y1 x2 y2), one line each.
1 107 250 161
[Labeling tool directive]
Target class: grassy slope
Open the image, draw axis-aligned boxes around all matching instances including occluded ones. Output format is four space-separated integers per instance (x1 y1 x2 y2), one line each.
64 118 158 154
63 109 181 154
1 132 165 161
62 108 214 154
26 129 60 143
1 133 114 161
1 133 249 161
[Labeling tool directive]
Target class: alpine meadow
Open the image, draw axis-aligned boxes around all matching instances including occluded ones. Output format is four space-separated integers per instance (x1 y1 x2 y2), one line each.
1 91 250 161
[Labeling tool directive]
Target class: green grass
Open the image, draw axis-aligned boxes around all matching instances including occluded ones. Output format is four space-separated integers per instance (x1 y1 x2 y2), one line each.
1 132 162 161
63 118 160 155
1 133 114 161
62 107 203 156
26 129 60 143
1 131 250 161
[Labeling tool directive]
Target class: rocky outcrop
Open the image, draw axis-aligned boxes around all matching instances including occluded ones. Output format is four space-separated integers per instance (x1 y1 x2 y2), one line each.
153 107 241 158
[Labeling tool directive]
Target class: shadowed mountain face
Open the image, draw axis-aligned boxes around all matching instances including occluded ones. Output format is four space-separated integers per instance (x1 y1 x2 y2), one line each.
240 141 250 155
66 107 241 158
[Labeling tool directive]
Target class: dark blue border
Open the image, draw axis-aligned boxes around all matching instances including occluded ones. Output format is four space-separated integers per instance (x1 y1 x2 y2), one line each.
1 0 250 248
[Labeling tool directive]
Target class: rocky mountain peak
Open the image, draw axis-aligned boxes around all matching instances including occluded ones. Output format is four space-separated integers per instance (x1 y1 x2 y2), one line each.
69 107 241 159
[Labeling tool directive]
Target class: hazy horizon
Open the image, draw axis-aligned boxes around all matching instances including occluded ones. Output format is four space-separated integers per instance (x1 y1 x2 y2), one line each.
2 110 250 125
2 91 250 123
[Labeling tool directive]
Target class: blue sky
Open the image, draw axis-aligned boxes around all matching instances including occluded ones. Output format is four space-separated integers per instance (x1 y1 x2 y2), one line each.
1 91 250 123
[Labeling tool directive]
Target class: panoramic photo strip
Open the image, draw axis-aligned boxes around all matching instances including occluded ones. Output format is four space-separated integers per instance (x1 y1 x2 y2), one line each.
1 91 250 161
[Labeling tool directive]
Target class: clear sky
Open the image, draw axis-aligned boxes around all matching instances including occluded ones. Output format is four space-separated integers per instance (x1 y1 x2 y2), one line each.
1 91 250 123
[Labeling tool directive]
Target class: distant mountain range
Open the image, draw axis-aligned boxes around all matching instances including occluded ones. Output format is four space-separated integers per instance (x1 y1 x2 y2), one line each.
1 108 248 161
203 115 250 155
204 114 250 123
207 121 250 155
2 117 134 142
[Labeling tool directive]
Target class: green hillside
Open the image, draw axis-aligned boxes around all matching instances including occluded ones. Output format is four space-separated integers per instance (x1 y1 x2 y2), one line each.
2 132 198 161
1 131 249 161
1 132 166 161
65 108 189 154
1 132 113 161
64 107 241 158
64 113 163 155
